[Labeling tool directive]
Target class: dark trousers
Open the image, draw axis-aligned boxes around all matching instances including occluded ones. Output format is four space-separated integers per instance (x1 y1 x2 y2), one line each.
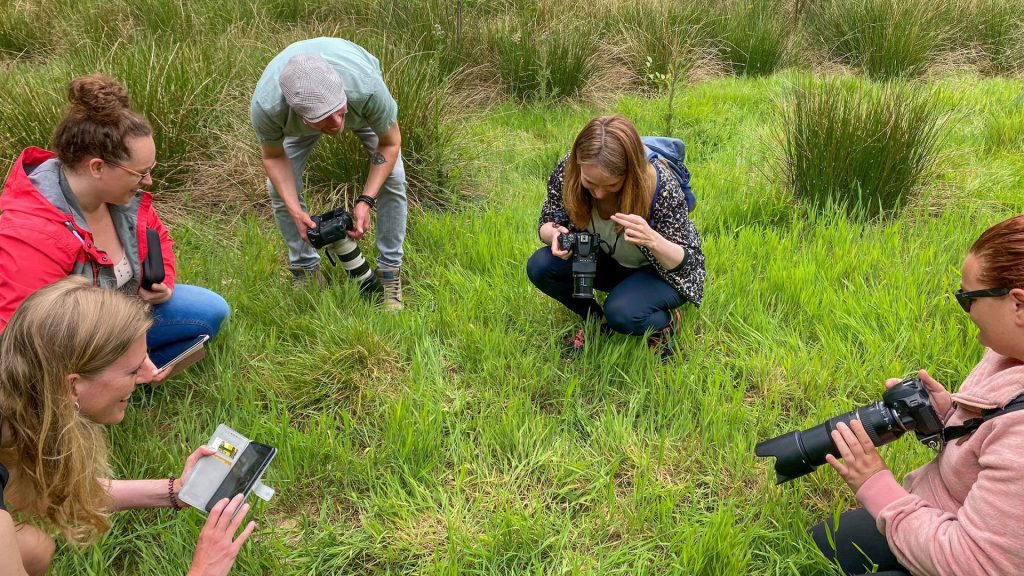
811 508 909 576
525 247 685 335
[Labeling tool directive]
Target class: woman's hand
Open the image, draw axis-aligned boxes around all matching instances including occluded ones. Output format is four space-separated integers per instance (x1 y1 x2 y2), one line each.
611 213 664 249
186 494 256 576
825 419 890 493
139 282 172 305
887 369 952 418
543 222 572 260
141 355 172 386
175 446 217 497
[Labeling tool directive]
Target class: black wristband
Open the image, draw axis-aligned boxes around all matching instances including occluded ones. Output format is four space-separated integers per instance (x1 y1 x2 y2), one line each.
356 195 377 211
666 249 690 273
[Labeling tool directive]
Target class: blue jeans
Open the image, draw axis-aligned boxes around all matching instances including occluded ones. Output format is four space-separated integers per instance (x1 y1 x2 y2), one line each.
267 128 409 270
526 247 685 335
147 284 230 367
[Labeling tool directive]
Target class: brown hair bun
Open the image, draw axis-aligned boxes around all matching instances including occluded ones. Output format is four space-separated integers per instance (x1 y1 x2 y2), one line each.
66 75 131 124
52 74 152 165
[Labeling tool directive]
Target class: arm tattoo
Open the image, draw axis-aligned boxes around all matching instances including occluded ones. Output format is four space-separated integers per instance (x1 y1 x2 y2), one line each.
371 152 386 166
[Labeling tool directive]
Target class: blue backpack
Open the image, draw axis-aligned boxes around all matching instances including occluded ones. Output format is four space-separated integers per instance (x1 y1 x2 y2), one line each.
642 136 696 213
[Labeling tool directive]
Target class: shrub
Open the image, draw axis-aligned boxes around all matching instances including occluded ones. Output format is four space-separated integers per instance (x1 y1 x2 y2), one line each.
778 78 949 218
713 0 792 76
805 0 957 79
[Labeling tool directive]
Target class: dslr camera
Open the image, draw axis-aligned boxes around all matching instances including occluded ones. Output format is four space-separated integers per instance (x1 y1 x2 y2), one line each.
552 211 601 299
755 377 943 484
557 231 601 299
305 208 382 295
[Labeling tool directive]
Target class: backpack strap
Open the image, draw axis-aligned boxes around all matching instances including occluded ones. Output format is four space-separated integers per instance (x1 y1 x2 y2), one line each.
942 393 1024 443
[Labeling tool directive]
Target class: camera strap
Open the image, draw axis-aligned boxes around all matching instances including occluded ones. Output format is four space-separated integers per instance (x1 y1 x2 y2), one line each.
941 393 1024 443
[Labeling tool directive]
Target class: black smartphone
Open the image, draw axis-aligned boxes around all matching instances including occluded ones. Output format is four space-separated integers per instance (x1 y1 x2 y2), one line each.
204 441 276 512
141 228 165 290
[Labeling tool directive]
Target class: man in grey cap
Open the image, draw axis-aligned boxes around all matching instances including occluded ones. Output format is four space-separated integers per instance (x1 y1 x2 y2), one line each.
251 37 407 310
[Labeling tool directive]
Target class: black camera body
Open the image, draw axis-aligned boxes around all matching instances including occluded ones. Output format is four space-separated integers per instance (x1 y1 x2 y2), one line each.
557 231 601 299
755 377 944 484
306 208 354 249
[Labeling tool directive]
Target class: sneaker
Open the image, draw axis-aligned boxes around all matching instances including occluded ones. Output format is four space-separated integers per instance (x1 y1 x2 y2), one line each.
648 308 682 361
375 266 404 311
562 328 587 359
290 266 328 288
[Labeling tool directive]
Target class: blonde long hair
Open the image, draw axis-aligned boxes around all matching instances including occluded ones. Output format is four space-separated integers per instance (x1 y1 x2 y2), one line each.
563 115 655 230
0 277 151 544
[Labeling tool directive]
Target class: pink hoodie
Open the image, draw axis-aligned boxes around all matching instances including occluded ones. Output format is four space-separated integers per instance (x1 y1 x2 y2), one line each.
857 349 1024 576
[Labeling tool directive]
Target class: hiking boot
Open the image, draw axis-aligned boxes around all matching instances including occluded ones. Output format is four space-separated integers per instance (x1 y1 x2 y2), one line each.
648 308 682 361
290 265 328 288
375 266 404 311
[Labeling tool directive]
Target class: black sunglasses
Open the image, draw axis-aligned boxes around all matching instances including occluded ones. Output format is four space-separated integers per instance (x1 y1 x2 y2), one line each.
954 287 1011 313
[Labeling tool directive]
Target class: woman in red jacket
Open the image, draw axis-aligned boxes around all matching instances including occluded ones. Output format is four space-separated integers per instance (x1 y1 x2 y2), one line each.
0 74 228 382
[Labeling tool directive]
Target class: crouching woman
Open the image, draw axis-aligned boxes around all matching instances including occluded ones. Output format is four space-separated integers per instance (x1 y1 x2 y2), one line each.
526 114 706 359
0 277 253 576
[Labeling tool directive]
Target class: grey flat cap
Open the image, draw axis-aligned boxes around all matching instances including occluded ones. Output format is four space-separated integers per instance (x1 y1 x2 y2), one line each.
279 54 347 123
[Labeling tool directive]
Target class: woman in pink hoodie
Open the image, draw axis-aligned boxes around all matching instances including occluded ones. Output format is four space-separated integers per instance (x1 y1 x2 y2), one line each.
812 214 1024 576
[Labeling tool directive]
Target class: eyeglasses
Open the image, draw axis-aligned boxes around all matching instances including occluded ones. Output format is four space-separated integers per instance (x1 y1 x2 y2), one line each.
108 160 156 184
954 287 1011 313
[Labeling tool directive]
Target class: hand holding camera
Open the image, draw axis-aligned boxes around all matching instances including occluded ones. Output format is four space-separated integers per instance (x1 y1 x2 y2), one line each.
305 207 383 296
543 222 572 260
755 377 944 484
291 209 317 244
824 420 890 493
888 369 951 417
350 201 372 240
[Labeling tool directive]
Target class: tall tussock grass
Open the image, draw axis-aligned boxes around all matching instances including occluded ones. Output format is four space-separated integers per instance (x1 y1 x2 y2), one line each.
488 13 602 103
713 0 793 76
805 0 958 79
778 78 950 219
614 0 717 90
961 0 1024 75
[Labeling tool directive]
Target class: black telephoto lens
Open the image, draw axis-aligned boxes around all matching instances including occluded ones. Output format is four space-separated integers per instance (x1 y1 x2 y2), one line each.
755 402 905 484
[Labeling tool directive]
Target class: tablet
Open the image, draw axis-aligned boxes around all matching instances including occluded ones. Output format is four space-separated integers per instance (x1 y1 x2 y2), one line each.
156 334 209 374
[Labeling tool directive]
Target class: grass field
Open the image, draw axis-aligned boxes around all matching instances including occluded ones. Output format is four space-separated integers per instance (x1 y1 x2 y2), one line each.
1 1 1023 575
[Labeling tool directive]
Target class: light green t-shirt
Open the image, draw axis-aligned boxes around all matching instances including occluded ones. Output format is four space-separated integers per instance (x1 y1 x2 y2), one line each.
588 208 648 269
250 37 398 146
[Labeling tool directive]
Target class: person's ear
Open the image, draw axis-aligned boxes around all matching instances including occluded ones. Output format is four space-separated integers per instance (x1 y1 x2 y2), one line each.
86 158 105 179
1011 288 1024 327
68 373 82 405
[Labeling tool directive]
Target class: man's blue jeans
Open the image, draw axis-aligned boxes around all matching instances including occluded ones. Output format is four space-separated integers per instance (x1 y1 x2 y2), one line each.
147 284 230 367
526 247 685 335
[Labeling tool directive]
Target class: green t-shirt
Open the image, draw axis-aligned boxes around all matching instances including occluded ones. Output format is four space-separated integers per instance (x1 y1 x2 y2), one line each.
250 37 398 146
